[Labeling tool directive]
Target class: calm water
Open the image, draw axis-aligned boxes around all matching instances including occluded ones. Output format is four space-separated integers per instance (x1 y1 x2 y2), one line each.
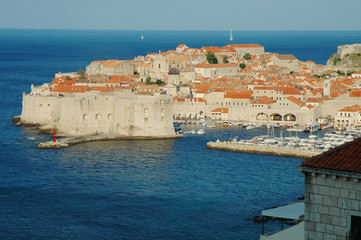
1 29 361 240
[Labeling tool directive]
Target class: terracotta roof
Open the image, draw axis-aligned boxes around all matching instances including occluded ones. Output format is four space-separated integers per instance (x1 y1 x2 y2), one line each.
211 108 229 113
287 96 306 106
250 96 276 105
339 105 361 112
224 92 252 99
306 97 323 103
195 63 237 68
350 91 361 98
283 87 302 95
302 138 361 173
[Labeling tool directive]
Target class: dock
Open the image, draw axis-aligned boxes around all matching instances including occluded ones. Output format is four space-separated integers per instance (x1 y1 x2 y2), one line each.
207 141 323 159
38 134 183 149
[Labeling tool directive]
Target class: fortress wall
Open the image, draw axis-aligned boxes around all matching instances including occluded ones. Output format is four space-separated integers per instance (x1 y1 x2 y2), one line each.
21 94 60 125
320 96 361 117
21 93 176 137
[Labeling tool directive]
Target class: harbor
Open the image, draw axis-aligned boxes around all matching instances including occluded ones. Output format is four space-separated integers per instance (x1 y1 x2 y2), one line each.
203 123 361 158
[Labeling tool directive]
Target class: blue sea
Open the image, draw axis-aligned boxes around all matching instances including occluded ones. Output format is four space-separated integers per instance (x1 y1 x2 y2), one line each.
1 29 361 240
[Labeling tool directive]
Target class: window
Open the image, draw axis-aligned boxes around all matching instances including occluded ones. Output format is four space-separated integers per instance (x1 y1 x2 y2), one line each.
108 114 112 120
350 215 361 238
83 114 87 120
144 108 148 113
95 114 100 120
144 117 148 123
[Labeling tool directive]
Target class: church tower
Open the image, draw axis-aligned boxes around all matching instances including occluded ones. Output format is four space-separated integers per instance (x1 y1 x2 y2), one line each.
323 79 331 96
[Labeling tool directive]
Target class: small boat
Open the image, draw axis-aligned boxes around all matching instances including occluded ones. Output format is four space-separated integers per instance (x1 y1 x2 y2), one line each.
246 125 255 130
223 122 229 126
141 35 144 40
197 129 205 135
207 121 216 128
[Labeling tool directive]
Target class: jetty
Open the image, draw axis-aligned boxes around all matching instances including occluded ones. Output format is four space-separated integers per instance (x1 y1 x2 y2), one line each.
207 141 323 158
38 134 183 149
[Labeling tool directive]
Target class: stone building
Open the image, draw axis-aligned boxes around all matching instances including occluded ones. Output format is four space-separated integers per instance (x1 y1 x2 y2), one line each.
86 60 140 76
298 139 361 240
271 54 299 72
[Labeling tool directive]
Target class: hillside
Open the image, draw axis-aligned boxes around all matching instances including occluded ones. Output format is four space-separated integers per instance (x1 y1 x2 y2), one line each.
327 52 361 68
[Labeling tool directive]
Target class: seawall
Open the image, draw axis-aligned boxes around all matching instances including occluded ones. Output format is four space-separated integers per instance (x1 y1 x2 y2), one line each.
38 133 183 149
207 141 322 159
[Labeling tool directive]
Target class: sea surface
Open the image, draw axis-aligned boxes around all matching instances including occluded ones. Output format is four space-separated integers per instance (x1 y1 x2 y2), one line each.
1 29 361 240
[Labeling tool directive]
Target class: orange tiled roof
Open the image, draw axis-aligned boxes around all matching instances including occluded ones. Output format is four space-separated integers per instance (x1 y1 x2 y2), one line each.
350 91 361 98
302 138 361 173
250 96 276 105
195 63 237 68
211 108 229 113
287 96 306 106
339 105 361 112
224 92 252 99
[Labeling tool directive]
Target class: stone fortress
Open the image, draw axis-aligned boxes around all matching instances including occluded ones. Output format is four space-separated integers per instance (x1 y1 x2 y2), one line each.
337 44 361 58
20 91 175 137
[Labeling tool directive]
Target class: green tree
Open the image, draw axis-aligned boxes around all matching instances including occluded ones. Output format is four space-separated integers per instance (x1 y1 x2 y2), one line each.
207 52 218 64
333 56 341 65
155 79 165 85
146 76 152 85
239 63 246 69
77 68 86 79
337 70 345 75
223 56 229 64
243 53 251 60
347 71 355 76
65 76 71 80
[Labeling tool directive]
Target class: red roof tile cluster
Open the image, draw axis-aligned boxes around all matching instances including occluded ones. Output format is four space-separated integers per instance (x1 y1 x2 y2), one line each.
211 108 229 113
339 105 361 112
250 96 276 104
302 138 361 173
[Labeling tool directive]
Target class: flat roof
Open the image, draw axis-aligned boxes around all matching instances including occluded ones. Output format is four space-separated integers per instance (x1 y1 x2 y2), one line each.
262 202 304 220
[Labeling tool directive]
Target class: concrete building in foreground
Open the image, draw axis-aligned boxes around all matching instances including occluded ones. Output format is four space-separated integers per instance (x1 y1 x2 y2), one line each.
298 138 361 240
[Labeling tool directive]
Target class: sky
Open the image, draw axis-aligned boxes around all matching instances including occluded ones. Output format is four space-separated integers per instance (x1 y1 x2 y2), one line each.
1 0 361 31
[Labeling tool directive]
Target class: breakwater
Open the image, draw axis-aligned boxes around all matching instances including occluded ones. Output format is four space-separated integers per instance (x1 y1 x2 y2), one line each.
38 134 183 148
207 141 323 159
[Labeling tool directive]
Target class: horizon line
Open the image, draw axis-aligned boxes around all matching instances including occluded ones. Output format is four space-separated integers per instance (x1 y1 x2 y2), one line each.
1 27 361 32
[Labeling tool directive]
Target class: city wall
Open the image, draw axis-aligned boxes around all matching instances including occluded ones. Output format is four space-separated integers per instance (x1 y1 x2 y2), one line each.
21 92 176 137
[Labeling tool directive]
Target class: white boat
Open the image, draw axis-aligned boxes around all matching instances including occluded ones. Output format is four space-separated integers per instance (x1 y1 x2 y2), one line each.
206 121 216 128
246 125 255 130
141 35 144 40
197 129 205 135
